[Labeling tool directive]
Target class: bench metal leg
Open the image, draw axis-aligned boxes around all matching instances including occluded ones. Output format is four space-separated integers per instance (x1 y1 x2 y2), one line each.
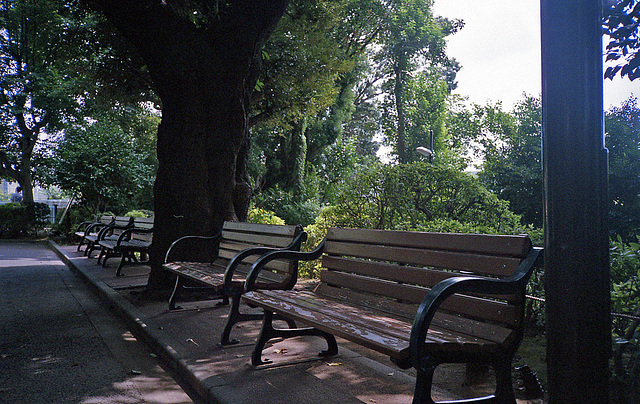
412 358 516 404
86 244 96 257
413 364 437 404
168 275 183 310
221 294 298 346
251 310 338 366
115 253 127 277
493 357 516 404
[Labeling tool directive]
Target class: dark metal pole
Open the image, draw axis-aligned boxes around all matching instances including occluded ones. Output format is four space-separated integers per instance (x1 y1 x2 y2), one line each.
541 0 610 402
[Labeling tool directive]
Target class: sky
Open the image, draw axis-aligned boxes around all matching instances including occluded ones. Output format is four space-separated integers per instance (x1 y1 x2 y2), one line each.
432 0 640 110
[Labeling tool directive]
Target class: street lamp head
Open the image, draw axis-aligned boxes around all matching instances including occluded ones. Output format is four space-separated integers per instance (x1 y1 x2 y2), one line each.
416 146 434 158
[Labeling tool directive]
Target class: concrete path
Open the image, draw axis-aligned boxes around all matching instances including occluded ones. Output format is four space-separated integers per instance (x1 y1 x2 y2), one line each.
0 241 194 404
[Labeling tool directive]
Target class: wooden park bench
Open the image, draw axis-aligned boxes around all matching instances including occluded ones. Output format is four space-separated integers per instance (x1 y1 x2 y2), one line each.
97 217 154 276
74 215 114 253
162 221 307 345
242 227 542 404
84 216 134 258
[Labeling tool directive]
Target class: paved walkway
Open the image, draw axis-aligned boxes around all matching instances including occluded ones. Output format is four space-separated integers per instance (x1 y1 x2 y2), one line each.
3 240 540 404
0 241 193 403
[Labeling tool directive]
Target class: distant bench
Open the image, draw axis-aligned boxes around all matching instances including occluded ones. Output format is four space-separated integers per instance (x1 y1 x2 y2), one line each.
163 221 307 345
242 228 542 404
97 217 154 276
74 215 114 253
82 216 134 258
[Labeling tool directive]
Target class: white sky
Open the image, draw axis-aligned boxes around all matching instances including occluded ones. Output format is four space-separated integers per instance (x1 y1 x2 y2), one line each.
432 0 640 110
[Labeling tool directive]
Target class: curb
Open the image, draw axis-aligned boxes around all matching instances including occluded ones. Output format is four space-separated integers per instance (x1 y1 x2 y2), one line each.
49 240 220 404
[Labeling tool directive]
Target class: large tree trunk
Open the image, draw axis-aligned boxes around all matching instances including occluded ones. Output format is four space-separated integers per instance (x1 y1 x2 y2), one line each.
84 0 290 292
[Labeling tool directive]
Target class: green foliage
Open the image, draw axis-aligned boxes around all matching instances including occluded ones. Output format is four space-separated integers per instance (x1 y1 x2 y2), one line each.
0 203 26 238
125 210 154 218
331 161 523 233
476 95 543 227
48 114 155 216
250 0 355 129
0 202 50 238
603 0 640 80
607 96 640 241
248 207 285 225
611 236 640 332
253 185 321 227
609 236 640 403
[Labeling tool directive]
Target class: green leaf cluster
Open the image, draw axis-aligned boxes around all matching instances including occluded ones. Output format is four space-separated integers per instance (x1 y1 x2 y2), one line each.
328 161 523 233
49 113 155 215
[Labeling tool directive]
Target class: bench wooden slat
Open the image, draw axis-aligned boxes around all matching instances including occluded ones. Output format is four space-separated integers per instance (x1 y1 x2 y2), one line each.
326 227 531 257
244 290 505 360
221 231 299 248
223 221 299 236
324 240 522 278
322 255 454 288
217 247 291 273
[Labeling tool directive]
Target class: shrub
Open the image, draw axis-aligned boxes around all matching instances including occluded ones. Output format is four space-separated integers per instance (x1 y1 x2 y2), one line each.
248 207 285 225
0 202 51 238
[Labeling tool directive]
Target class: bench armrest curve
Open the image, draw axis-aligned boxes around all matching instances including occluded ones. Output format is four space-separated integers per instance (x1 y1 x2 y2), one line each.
244 238 326 292
221 229 306 291
409 246 542 372
116 227 154 245
163 233 221 264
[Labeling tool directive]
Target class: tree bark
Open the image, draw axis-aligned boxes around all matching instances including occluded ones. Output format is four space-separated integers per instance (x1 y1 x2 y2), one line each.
83 0 290 291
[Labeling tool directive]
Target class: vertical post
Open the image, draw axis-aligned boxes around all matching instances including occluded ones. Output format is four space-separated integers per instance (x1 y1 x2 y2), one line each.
541 0 610 402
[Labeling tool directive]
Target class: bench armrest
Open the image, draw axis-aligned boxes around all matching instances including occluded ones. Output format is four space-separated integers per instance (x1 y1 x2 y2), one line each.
409 247 542 372
75 220 95 233
96 223 133 241
223 230 308 291
116 227 154 245
244 238 326 292
163 233 221 264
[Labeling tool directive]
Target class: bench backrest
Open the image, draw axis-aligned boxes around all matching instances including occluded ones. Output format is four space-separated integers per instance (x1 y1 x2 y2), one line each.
130 217 154 243
219 221 304 286
101 216 134 238
317 227 538 333
98 215 115 225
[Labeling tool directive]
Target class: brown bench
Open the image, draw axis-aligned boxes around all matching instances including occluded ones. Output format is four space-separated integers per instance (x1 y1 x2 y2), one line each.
74 215 114 253
242 228 542 404
84 216 134 258
97 217 154 276
163 221 307 345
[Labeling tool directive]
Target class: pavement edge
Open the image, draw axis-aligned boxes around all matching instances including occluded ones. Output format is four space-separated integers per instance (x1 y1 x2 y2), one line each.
48 240 222 404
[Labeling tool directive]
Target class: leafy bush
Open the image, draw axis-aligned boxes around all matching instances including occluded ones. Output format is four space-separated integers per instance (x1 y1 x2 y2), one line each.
125 209 154 218
248 207 285 225
0 203 27 238
0 202 51 238
253 185 320 226
332 162 524 233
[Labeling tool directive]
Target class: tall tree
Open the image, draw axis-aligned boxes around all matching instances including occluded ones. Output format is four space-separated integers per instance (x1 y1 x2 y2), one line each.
0 0 88 202
375 0 461 163
477 96 543 227
81 0 290 291
606 95 640 240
